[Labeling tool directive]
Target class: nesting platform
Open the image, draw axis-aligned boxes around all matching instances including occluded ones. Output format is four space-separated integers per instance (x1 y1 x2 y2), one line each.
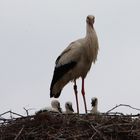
0 111 140 140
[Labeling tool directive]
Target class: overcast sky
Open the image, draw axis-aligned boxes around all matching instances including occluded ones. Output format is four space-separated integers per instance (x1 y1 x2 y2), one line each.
0 0 140 116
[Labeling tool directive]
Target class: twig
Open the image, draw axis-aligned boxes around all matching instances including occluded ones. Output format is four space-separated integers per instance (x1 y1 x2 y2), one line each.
14 125 24 140
23 107 35 116
67 129 91 139
90 123 108 140
0 110 24 118
23 107 29 116
10 110 13 119
106 104 140 114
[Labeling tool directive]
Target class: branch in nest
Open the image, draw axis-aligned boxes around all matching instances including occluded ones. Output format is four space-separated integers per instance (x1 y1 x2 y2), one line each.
14 125 25 140
90 123 108 140
0 110 24 118
106 104 140 114
23 107 35 116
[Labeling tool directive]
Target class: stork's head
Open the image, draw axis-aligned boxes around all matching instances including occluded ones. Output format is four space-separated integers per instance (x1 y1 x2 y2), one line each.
91 97 98 107
51 100 62 113
65 101 74 112
86 15 95 27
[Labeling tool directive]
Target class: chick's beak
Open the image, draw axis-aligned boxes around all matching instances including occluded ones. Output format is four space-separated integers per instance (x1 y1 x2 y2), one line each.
68 104 74 112
58 107 62 113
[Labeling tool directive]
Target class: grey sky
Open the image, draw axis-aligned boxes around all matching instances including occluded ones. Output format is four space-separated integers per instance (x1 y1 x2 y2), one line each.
0 0 140 116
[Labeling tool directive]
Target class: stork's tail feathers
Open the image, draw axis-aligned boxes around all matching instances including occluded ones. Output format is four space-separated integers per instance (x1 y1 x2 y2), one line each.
50 61 77 98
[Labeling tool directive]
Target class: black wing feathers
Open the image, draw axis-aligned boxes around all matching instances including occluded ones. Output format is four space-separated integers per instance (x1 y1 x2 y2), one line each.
50 61 77 98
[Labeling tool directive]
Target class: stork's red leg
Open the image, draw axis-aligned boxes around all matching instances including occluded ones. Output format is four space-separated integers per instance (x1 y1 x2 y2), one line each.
81 78 87 114
73 80 79 114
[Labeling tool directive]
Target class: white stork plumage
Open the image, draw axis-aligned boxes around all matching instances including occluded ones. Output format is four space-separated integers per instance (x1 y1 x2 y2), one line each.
36 100 62 114
50 15 99 114
50 100 62 113
90 97 99 114
64 101 74 114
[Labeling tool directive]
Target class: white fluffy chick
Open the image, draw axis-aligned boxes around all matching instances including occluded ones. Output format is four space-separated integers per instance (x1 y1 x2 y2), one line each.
64 101 74 114
90 97 99 114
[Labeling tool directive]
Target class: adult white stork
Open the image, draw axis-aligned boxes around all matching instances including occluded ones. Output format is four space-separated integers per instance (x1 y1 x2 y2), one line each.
50 15 99 114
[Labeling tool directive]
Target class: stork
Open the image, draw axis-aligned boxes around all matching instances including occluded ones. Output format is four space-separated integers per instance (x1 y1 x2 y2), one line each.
90 97 99 114
36 100 62 114
50 100 62 113
64 101 74 114
50 15 99 114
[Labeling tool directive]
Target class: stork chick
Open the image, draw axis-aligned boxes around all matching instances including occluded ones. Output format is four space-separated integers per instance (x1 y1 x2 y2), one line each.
64 101 74 114
90 97 99 114
36 100 62 114
50 100 62 113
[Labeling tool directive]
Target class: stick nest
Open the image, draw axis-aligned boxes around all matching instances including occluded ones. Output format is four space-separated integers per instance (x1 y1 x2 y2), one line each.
0 110 140 140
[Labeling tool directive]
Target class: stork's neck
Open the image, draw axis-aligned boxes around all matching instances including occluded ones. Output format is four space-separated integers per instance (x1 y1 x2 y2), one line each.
92 104 98 113
86 23 94 37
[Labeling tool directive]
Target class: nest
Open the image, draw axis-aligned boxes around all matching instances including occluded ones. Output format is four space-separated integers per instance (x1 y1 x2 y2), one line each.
0 105 140 140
